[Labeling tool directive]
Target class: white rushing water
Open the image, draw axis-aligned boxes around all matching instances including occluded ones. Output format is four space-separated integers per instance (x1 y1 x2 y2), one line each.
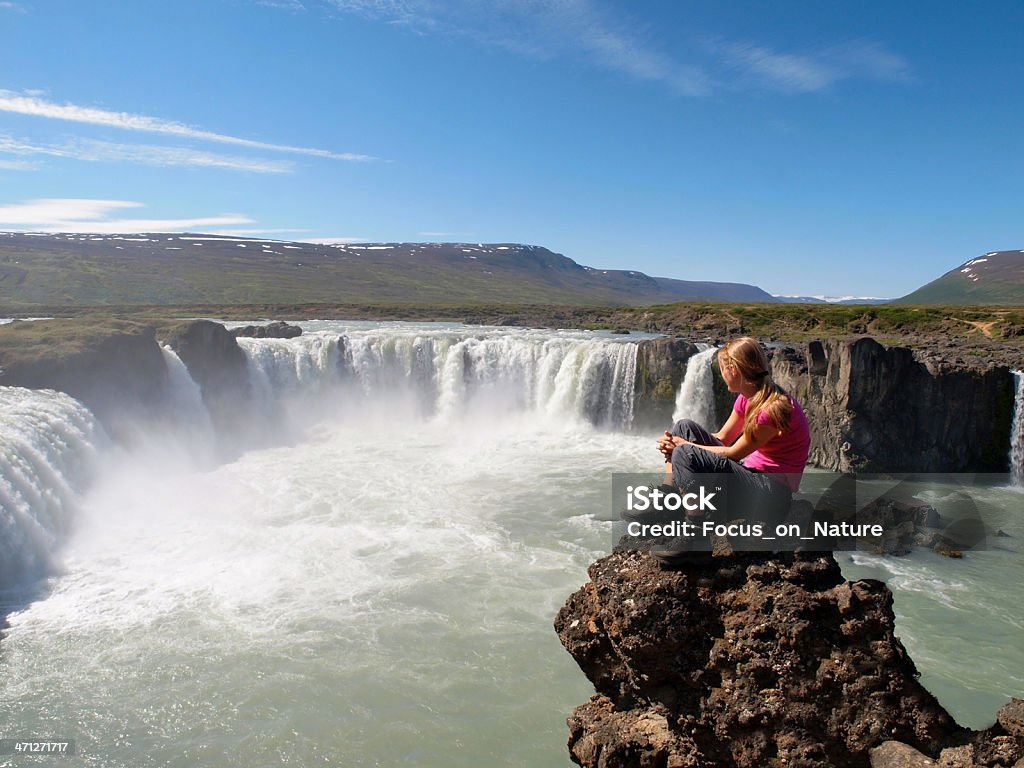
0 388 103 594
0 322 1021 767
1010 371 1024 486
671 345 717 428
236 324 639 430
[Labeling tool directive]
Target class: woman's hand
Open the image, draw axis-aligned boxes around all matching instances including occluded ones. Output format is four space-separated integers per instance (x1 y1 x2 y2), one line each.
657 431 687 460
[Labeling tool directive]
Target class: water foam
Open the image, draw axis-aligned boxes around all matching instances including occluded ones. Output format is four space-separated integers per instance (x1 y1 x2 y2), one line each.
0 387 103 591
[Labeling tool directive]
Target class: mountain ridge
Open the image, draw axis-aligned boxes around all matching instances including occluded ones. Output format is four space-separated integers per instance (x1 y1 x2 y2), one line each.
0 232 779 308
897 250 1024 304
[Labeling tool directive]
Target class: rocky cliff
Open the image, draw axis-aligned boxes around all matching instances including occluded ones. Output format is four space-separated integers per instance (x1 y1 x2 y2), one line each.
0 318 169 440
634 337 1016 473
159 319 250 439
632 338 701 430
0 317 254 446
555 550 1023 768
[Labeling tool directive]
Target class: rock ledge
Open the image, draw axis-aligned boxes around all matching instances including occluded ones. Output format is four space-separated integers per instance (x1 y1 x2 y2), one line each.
555 551 1023 768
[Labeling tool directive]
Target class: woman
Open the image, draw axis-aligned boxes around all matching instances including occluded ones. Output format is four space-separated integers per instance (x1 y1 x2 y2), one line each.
657 337 810 527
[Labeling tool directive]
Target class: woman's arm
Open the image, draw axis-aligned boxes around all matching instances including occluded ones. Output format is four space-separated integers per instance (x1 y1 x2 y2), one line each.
712 409 743 445
672 421 779 462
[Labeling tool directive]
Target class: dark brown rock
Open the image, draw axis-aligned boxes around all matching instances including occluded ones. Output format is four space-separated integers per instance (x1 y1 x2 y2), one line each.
632 338 700 430
870 741 937 767
556 551 978 768
230 320 302 339
998 700 1024 739
159 319 250 438
769 338 1014 473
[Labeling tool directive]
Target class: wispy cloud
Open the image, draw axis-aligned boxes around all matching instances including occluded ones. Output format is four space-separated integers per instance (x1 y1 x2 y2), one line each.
0 133 292 173
0 2 27 12
257 0 306 8
715 38 913 93
319 0 711 96
300 0 908 97
0 90 377 161
0 198 254 233
0 158 37 171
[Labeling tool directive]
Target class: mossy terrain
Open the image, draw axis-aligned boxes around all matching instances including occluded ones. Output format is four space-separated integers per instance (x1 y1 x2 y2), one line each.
0 316 157 370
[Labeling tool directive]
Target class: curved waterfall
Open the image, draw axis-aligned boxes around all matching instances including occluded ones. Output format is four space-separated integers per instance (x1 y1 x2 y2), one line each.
237 328 640 429
671 345 717 428
0 326 641 592
0 387 103 591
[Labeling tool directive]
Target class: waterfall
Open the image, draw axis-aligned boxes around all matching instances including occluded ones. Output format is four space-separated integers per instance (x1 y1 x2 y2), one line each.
160 345 215 437
671 346 718 428
0 387 103 590
237 329 640 429
1011 371 1024 486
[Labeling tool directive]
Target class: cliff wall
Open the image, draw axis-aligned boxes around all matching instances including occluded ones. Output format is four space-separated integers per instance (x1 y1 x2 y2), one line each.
632 338 700 430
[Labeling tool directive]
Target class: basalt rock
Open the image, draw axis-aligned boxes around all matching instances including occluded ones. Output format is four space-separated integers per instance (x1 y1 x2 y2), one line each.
769 338 1015 473
632 337 700 430
159 319 250 439
555 550 1022 768
230 320 302 339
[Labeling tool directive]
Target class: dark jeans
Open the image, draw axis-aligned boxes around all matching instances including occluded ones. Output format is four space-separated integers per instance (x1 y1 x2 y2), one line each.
668 419 792 526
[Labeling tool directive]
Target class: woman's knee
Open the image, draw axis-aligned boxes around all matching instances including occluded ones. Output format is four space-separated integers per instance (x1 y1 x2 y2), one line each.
670 442 700 472
671 418 702 439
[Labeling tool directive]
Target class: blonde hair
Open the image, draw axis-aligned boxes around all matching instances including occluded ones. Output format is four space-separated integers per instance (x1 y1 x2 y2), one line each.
719 337 793 440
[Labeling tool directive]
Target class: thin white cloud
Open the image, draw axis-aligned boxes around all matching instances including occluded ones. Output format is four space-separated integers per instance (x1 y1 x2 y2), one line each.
0 198 254 233
715 38 913 93
72 139 293 173
722 43 834 92
0 90 378 161
0 158 37 171
257 0 306 8
321 0 710 96
0 2 26 12
309 0 909 97
0 133 292 173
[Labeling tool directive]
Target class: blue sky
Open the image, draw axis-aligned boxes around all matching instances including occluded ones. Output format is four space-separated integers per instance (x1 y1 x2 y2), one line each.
0 1 1021 297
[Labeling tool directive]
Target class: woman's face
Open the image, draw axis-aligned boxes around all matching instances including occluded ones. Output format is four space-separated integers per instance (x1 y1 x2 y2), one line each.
718 351 741 392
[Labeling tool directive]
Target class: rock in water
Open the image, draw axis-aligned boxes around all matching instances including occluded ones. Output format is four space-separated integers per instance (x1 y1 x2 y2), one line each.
230 320 302 339
554 551 1023 768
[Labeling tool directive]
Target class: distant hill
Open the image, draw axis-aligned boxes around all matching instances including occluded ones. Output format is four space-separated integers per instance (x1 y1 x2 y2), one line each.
896 250 1024 304
0 232 779 308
